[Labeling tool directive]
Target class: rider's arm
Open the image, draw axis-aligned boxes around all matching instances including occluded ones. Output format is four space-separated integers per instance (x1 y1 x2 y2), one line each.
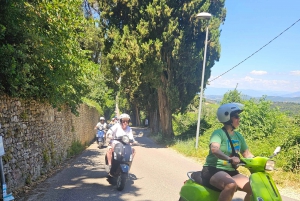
210 142 231 161
210 142 240 164
107 124 118 138
94 122 100 130
128 128 136 142
106 129 112 137
242 149 254 158
210 130 241 164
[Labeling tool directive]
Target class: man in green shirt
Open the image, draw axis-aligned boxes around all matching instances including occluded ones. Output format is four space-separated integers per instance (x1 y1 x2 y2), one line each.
202 103 254 201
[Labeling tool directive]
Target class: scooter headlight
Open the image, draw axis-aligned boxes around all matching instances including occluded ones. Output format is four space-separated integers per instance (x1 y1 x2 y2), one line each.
122 135 130 144
265 160 275 171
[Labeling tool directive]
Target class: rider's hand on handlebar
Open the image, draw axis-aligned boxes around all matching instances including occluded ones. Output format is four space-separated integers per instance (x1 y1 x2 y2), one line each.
229 156 240 165
130 141 138 146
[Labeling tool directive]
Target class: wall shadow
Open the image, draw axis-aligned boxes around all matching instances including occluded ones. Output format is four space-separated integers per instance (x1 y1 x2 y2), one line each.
15 145 147 201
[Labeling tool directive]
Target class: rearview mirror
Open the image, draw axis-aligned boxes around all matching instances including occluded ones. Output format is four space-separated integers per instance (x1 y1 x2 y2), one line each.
273 146 281 155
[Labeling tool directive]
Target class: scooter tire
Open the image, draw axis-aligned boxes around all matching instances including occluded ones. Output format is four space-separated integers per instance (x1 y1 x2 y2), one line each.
116 173 127 191
98 141 103 148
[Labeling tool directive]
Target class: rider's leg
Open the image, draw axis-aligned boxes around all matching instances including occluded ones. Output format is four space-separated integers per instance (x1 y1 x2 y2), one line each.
106 141 119 166
210 171 238 201
106 147 113 166
132 147 136 158
232 174 252 201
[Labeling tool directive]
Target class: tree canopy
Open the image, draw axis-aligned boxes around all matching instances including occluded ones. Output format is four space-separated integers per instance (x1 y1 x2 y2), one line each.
0 0 99 113
91 0 226 136
1 0 227 133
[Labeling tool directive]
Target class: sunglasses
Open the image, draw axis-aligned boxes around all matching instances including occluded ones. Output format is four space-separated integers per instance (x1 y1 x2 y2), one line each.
122 120 129 123
232 114 240 119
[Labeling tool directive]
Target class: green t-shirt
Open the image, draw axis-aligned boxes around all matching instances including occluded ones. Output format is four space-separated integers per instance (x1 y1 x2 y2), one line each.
203 128 248 171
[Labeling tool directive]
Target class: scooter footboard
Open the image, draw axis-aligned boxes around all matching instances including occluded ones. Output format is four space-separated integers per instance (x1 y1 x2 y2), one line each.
179 180 220 201
250 172 282 200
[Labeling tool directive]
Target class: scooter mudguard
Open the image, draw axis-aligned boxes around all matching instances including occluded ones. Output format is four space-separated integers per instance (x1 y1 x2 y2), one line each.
120 164 130 173
250 172 282 201
179 180 220 201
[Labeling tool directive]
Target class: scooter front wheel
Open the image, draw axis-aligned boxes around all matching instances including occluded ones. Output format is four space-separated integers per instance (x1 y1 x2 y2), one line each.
116 173 127 191
98 141 103 148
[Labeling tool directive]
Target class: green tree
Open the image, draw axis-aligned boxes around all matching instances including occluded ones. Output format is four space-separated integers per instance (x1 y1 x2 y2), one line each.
0 0 97 113
95 0 226 137
220 88 243 104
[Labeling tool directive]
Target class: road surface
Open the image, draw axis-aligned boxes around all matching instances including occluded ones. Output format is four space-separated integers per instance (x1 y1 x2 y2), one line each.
17 128 299 201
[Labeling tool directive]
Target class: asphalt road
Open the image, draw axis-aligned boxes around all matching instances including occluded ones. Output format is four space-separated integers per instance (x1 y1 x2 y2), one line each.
17 127 299 201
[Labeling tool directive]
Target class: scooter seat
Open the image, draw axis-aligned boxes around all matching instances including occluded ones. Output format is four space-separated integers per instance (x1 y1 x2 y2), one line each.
191 171 203 185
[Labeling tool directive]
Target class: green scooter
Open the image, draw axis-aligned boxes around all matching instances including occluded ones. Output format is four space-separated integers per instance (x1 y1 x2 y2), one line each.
179 147 282 201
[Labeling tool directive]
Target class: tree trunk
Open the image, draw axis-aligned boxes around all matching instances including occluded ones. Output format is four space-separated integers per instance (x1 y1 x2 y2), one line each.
132 103 140 126
149 108 160 134
157 73 173 138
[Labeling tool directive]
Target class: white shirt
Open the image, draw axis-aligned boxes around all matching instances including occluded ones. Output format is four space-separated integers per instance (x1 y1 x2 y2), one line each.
95 122 107 130
107 123 134 140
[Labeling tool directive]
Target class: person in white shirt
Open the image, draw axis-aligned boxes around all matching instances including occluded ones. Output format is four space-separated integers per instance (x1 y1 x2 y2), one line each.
94 117 107 140
106 113 136 167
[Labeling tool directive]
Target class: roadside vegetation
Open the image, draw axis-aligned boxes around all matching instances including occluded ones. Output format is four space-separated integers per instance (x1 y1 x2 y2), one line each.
273 102 300 116
67 140 87 158
151 89 300 192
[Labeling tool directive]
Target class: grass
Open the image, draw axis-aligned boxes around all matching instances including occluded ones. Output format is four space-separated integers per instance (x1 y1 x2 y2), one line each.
151 134 300 195
67 140 85 158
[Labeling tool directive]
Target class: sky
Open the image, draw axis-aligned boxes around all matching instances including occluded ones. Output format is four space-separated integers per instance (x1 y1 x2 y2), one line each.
205 0 300 95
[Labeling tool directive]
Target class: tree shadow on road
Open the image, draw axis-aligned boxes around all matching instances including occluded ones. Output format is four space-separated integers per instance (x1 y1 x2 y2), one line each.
15 142 144 201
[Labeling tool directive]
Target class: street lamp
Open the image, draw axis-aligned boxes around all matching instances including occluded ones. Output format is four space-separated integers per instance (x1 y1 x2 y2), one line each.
195 12 212 149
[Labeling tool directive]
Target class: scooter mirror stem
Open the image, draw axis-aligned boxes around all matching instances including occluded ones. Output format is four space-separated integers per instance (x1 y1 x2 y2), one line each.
270 146 281 158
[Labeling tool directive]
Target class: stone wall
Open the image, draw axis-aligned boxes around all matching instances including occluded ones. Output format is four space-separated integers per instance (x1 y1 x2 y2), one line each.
0 95 99 191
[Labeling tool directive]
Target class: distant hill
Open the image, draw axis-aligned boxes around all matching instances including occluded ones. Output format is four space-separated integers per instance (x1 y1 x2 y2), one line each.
204 87 300 103
272 102 300 116
280 91 300 98
205 87 290 97
205 94 300 103
264 96 300 103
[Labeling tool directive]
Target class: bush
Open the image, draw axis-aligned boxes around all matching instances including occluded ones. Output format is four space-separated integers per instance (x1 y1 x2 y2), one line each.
67 141 85 158
173 90 300 172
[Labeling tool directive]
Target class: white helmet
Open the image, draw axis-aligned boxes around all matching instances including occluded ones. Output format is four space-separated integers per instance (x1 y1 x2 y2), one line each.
217 103 244 123
100 117 105 121
119 113 130 121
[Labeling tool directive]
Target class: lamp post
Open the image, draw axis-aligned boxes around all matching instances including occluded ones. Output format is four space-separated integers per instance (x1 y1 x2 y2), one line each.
195 12 212 149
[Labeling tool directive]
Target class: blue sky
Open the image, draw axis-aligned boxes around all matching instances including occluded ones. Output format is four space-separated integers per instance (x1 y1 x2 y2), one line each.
206 0 300 95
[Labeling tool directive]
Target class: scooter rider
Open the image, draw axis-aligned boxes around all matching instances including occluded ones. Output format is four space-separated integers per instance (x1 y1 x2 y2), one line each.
108 117 116 129
201 103 254 201
105 113 137 168
94 117 107 139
